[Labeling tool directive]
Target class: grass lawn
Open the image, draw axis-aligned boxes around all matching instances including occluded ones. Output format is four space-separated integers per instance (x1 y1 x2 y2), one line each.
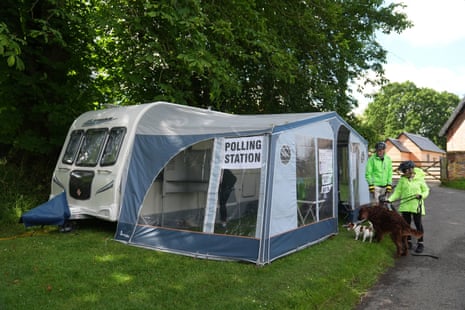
0 219 395 310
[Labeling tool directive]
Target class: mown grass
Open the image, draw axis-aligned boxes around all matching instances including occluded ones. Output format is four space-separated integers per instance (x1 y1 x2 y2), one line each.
0 219 396 310
0 160 398 309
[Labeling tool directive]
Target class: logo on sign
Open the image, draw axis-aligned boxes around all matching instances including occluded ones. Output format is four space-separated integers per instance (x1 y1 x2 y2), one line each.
280 145 291 165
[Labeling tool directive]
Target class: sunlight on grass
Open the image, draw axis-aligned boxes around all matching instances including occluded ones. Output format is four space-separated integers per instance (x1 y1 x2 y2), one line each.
111 272 133 283
94 254 127 263
95 254 115 262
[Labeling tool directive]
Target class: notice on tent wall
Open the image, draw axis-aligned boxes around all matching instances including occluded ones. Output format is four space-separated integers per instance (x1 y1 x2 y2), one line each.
319 148 333 194
223 136 263 169
318 149 333 174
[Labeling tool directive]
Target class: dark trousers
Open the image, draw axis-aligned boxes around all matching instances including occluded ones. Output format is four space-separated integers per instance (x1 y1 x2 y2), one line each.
219 189 232 222
402 212 424 243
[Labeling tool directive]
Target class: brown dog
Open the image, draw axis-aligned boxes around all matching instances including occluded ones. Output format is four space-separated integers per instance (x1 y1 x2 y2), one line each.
358 205 423 257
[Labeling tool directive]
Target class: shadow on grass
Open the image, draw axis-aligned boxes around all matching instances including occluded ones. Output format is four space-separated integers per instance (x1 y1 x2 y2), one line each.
0 218 117 240
64 218 117 235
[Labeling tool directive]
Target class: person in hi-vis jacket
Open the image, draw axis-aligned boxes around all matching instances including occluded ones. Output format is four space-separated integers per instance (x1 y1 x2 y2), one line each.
365 141 393 206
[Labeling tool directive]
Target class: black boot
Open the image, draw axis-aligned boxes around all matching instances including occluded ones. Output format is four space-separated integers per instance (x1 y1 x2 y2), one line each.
415 243 424 253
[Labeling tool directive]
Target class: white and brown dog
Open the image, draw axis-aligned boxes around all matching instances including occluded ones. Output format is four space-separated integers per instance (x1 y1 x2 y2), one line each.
346 221 374 242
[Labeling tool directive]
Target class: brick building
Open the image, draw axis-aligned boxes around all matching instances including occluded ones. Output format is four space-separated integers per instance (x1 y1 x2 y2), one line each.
385 132 445 165
439 98 465 180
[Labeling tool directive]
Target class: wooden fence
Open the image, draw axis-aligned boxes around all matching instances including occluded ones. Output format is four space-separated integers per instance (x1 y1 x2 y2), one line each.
391 160 443 183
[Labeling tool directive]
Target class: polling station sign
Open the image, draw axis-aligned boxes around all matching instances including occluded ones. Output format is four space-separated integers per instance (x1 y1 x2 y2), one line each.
223 136 263 169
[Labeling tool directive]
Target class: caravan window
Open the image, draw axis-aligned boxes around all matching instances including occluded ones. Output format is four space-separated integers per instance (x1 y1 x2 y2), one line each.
101 127 126 166
62 130 84 164
76 128 108 167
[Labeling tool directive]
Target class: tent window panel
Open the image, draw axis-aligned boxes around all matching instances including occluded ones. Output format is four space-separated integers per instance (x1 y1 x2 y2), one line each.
139 176 208 230
164 149 212 182
139 140 213 232
318 138 334 221
214 169 260 237
62 130 84 165
296 136 317 226
155 193 207 230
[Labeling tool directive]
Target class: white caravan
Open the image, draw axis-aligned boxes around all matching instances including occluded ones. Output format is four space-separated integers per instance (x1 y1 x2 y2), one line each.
51 105 144 221
51 103 262 222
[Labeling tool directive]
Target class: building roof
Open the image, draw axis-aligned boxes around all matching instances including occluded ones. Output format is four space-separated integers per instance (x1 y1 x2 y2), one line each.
387 138 411 152
439 97 465 137
398 132 445 153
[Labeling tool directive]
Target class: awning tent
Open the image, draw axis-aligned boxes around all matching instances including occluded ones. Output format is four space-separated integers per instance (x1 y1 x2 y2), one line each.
112 102 370 265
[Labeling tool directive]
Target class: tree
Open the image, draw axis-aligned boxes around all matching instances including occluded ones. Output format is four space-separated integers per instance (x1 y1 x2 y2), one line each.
1 0 411 161
0 22 25 70
90 0 412 115
0 0 100 162
362 81 459 149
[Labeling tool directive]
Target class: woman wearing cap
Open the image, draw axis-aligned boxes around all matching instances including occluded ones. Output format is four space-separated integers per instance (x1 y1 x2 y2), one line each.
387 160 429 253
365 141 393 205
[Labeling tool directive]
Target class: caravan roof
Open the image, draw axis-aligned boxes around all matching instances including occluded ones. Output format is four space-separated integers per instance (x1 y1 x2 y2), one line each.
72 101 336 136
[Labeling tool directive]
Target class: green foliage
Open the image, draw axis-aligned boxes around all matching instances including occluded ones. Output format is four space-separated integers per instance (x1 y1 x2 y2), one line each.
0 22 25 70
345 113 378 146
90 0 411 116
441 178 465 191
0 0 411 162
0 0 100 160
362 81 459 149
0 159 50 225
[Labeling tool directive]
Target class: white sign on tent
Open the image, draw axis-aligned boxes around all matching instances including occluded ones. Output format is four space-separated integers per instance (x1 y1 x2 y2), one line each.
222 136 263 169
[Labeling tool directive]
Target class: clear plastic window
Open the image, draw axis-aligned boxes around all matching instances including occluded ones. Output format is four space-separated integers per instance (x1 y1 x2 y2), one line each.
317 138 334 221
139 141 214 231
214 168 260 237
295 137 334 224
138 139 260 238
296 136 317 226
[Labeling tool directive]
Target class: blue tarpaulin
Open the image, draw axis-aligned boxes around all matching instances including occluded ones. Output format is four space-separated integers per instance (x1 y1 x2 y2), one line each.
20 192 70 227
